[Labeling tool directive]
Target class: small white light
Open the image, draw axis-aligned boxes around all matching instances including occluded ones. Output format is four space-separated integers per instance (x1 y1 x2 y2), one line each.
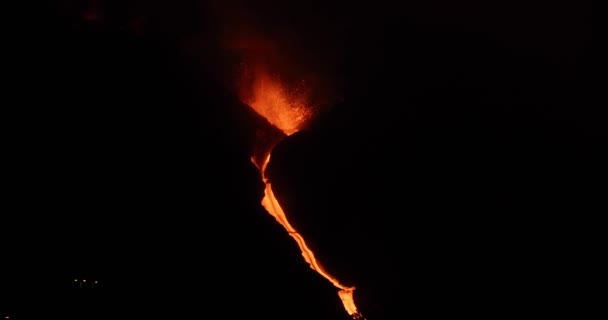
74 279 78 282
83 279 87 283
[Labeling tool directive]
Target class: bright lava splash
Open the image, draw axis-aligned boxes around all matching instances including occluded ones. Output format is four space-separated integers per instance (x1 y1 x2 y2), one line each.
245 69 311 136
242 69 366 320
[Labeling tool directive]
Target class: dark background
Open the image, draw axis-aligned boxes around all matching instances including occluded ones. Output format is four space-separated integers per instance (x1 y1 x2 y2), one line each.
2 1 598 319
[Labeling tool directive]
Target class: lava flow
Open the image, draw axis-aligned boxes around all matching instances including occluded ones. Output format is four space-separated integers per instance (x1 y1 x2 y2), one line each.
241 68 366 320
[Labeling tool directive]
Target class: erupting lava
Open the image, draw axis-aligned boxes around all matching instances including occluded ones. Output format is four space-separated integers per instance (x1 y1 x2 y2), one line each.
241 68 366 320
246 71 310 136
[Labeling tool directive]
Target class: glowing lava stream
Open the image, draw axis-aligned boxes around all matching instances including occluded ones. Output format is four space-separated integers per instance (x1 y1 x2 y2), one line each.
244 72 365 319
253 154 362 318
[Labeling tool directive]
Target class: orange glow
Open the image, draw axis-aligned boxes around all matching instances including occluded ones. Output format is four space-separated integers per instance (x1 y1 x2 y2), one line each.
240 68 311 135
243 68 364 319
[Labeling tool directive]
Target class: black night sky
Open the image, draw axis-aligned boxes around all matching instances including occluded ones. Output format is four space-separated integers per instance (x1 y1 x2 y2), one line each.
2 1 598 319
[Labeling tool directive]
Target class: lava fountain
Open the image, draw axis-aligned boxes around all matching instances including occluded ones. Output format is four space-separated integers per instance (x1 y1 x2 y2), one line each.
240 66 366 320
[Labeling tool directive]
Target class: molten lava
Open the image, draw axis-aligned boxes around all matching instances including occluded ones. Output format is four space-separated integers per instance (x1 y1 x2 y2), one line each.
243 69 311 136
242 70 365 319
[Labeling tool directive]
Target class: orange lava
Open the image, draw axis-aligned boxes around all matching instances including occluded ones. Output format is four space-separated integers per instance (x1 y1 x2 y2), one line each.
241 69 311 136
254 154 359 316
242 69 364 318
